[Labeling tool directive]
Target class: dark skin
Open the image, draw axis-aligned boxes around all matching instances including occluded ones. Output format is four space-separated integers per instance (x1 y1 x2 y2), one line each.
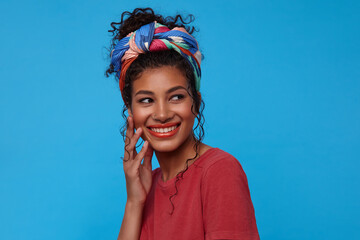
118 66 210 240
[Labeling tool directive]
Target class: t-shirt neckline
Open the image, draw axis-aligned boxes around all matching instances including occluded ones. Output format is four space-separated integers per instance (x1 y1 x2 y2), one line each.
156 147 218 188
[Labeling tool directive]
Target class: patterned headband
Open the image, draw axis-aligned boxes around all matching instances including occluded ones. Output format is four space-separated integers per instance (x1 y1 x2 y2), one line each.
110 21 202 100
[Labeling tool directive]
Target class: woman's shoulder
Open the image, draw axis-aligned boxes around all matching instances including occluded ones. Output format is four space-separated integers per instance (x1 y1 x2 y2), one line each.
197 147 243 170
198 147 250 191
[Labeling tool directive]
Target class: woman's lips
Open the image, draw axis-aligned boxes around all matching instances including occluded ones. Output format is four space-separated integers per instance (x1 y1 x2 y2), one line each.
147 123 181 138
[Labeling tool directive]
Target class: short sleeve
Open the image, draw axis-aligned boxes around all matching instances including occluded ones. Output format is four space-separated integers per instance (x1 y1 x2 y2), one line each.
201 156 260 240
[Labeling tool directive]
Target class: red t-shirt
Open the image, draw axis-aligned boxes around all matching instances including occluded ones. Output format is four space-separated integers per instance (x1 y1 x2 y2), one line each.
140 148 260 240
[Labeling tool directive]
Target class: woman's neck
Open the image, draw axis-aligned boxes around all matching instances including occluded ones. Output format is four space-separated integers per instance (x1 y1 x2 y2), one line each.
155 135 199 182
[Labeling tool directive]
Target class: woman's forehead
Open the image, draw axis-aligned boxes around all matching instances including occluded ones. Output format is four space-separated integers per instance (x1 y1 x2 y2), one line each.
132 66 188 93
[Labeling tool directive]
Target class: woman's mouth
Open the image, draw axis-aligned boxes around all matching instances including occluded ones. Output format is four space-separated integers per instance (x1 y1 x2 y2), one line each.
147 123 181 138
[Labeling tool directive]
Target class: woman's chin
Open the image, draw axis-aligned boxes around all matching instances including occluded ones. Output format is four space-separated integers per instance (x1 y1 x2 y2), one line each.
150 142 179 153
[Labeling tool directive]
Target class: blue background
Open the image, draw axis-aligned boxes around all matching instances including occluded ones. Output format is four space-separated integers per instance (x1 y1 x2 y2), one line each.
1 0 359 239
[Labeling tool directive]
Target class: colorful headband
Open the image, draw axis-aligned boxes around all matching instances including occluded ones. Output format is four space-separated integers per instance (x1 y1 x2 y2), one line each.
110 21 202 99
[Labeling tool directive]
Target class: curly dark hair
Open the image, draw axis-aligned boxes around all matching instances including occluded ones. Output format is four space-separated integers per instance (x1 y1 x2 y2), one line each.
105 7 205 214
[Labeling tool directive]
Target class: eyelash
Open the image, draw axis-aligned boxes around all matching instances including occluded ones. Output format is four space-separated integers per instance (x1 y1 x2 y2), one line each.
170 94 185 101
138 94 185 104
138 98 153 104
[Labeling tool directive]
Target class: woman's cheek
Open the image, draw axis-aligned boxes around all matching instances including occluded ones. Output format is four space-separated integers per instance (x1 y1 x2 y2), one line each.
179 103 195 119
132 108 149 129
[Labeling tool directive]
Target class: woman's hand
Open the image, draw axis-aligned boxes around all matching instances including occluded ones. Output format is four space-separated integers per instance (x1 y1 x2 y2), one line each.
123 116 153 205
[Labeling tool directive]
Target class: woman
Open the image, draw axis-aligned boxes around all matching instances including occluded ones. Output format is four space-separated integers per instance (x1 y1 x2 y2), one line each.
106 8 260 240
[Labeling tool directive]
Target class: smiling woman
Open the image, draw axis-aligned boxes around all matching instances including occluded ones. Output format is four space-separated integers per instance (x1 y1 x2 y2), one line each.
105 7 260 240
130 66 196 153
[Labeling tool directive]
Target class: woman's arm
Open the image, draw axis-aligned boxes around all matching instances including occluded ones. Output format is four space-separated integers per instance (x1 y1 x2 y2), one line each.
117 117 153 240
117 201 144 240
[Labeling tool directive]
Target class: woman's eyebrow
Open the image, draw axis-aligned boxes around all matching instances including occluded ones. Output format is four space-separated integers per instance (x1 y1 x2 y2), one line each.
166 86 187 94
135 90 154 96
135 86 187 96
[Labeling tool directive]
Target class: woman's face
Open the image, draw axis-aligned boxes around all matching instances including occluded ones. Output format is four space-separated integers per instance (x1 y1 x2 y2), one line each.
129 66 196 153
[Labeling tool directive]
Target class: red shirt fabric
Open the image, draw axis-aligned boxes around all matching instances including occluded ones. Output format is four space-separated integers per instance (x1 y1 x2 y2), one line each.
140 148 260 240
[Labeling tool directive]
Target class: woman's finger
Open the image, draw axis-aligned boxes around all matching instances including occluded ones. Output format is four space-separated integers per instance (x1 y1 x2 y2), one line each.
142 143 153 170
126 128 143 160
133 141 149 165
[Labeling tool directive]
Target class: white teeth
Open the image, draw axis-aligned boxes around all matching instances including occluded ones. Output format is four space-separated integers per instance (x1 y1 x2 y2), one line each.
150 125 177 133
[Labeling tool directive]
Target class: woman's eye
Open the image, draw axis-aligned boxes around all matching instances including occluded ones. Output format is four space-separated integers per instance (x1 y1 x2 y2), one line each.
170 94 185 101
139 98 153 104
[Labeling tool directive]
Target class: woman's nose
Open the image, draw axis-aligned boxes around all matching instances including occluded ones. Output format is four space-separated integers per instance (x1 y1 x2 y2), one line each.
153 101 173 123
